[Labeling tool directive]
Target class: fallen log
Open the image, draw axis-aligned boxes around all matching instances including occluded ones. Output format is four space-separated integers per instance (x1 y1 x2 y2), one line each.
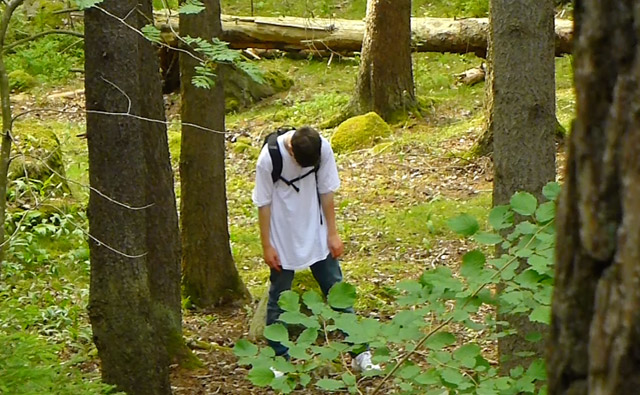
156 13 573 57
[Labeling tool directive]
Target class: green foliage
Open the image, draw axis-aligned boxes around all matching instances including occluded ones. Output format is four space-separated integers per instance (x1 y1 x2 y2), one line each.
234 183 559 393
8 70 36 92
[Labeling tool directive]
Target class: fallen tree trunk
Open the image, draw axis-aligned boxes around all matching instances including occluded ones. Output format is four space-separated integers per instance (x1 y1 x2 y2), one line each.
156 14 573 57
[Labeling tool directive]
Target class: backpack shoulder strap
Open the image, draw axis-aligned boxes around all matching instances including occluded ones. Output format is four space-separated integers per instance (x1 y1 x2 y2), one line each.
266 133 282 184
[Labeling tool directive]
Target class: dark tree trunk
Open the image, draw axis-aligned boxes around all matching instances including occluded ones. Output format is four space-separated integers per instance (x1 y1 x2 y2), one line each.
179 0 250 308
548 1 640 393
85 0 180 393
489 0 556 373
349 0 416 122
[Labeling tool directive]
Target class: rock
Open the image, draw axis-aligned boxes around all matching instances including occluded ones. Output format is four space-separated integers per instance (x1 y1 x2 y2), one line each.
223 66 293 112
9 123 70 197
331 112 392 153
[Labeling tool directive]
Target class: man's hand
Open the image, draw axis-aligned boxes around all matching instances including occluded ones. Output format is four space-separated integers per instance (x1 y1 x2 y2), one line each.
263 244 282 271
328 233 344 258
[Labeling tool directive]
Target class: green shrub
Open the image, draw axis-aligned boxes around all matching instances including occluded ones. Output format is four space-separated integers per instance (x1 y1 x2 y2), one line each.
8 70 36 92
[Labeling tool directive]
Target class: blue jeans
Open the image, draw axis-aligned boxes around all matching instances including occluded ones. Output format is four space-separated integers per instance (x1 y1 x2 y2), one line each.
266 253 354 356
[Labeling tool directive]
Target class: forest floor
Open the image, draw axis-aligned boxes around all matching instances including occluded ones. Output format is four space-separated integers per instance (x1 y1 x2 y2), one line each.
2 46 572 393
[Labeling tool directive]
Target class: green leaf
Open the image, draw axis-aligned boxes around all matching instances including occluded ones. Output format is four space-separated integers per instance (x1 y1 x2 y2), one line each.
289 345 312 360
525 359 547 381
299 373 312 387
248 366 274 386
461 250 486 279
453 344 481 368
278 291 300 312
264 323 288 343
525 331 543 343
535 201 556 223
297 328 318 345
341 372 357 386
179 0 206 14
328 282 357 309
542 182 561 201
233 339 258 357
141 24 163 44
510 366 524 378
414 369 440 385
474 231 503 245
440 368 465 386
489 205 513 230
424 332 456 350
302 290 325 314
529 306 551 324
447 214 479 236
399 364 421 379
76 0 102 10
316 378 345 391
510 192 538 216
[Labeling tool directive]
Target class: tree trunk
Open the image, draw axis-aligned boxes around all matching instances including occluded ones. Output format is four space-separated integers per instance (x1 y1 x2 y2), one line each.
85 0 179 393
548 1 640 393
179 0 250 308
156 14 574 57
349 0 416 122
489 0 556 374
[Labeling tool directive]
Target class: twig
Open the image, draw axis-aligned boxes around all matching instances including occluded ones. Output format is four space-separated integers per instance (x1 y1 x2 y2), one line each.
4 30 84 52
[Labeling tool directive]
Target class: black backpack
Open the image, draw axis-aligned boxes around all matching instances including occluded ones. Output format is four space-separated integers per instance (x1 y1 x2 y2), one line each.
263 126 321 193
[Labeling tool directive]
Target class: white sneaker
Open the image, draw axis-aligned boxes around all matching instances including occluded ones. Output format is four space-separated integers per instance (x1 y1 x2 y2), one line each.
352 351 381 372
270 366 284 378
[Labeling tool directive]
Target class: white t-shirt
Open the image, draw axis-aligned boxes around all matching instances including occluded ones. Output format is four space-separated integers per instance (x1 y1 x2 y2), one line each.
252 131 340 271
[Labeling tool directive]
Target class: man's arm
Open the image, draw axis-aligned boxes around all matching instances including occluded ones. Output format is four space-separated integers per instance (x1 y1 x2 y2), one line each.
320 192 344 258
258 205 281 271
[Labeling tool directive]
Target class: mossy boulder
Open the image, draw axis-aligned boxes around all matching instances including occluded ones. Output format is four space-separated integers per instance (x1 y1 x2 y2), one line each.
9 123 70 197
223 66 293 112
9 70 37 92
331 112 392 153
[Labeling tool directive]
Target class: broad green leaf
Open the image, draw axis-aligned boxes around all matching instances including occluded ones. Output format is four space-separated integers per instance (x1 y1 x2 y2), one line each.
341 372 357 386
299 373 311 387
273 357 296 373
271 376 294 393
264 323 288 343
424 331 456 350
328 282 356 309
528 254 551 275
248 366 274 386
316 378 345 391
488 204 513 230
529 306 551 324
399 364 421 379
510 366 524 378
77 0 102 9
453 344 481 368
474 231 503 245
525 331 543 343
535 201 556 223
302 290 325 314
179 0 206 14
278 291 300 312
514 221 537 235
525 359 547 381
447 214 479 236
397 280 423 294
297 328 318 345
414 369 440 385
510 192 538 216
289 345 312 360
542 182 561 201
233 339 258 357
461 250 485 279
440 368 465 386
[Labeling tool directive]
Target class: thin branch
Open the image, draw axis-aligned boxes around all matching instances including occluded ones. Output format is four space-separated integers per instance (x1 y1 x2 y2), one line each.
101 76 132 114
4 30 84 52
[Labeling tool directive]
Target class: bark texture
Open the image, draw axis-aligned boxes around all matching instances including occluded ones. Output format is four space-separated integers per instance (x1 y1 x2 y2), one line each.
156 14 574 57
548 1 640 393
85 1 180 393
179 0 250 308
489 0 556 373
350 0 416 121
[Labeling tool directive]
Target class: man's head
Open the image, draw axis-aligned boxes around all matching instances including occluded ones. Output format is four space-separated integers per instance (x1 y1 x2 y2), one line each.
291 126 321 168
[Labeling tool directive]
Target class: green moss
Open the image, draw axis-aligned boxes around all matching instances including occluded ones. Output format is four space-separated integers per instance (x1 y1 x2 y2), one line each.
331 112 392 153
263 70 294 92
9 122 70 195
9 70 37 92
